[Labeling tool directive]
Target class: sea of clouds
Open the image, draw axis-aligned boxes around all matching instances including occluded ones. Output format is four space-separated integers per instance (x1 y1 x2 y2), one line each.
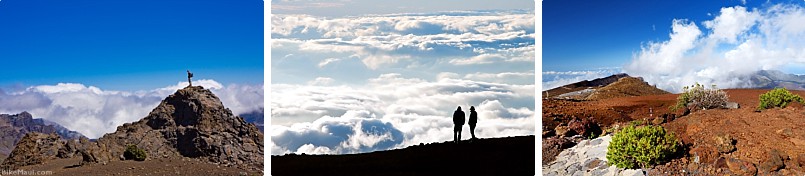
0 79 263 139
271 10 536 155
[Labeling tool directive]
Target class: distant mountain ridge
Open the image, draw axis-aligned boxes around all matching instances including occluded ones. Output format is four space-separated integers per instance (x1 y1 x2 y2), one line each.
543 73 630 98
0 112 85 161
239 109 263 132
749 70 805 90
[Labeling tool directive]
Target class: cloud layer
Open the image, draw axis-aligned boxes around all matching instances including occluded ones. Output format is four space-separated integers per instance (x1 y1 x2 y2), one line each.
271 9 535 155
626 4 805 92
271 74 535 155
272 10 535 78
0 79 263 139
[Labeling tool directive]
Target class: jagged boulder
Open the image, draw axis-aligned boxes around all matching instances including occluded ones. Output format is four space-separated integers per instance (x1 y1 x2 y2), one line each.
567 117 601 138
81 86 263 172
0 132 64 169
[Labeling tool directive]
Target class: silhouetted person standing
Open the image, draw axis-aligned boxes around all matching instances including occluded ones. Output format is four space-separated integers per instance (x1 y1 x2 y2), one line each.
469 106 478 140
187 70 194 87
453 106 465 143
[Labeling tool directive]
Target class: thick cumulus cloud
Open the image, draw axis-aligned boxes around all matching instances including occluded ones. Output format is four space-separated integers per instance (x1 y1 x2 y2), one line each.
626 4 805 93
0 79 263 139
271 74 535 155
272 10 535 70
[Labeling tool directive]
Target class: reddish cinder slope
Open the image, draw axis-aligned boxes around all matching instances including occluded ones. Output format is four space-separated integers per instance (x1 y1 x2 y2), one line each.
544 88 805 175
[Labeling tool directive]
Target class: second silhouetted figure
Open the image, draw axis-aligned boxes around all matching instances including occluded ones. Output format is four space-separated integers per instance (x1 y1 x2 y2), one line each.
469 106 478 140
453 106 465 143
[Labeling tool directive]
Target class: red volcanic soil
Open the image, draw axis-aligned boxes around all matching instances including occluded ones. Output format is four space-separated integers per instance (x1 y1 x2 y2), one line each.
271 136 535 176
543 93 678 131
655 89 805 175
544 89 805 175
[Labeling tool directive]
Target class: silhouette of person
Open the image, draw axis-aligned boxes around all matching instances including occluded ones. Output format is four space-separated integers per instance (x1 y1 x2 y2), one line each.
453 106 465 143
468 106 478 140
187 70 194 87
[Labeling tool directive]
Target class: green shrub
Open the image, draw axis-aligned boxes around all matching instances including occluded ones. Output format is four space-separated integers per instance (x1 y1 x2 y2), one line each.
606 125 680 169
670 83 728 111
124 144 147 161
757 88 803 111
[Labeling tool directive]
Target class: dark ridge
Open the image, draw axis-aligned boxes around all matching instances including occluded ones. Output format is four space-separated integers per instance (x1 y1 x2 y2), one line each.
543 73 630 98
271 135 536 176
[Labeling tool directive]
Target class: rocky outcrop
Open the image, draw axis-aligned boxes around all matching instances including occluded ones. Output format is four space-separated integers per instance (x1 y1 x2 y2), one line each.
567 117 601 138
0 132 65 169
542 137 574 165
81 86 263 172
543 135 646 176
0 112 85 160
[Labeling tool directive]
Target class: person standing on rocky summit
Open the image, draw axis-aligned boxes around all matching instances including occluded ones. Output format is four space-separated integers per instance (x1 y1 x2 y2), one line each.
468 106 478 140
187 70 194 87
453 106 465 143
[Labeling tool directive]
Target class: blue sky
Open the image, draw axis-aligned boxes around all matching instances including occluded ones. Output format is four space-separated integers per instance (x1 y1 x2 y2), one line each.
0 0 263 91
271 0 535 155
0 0 264 139
543 0 805 92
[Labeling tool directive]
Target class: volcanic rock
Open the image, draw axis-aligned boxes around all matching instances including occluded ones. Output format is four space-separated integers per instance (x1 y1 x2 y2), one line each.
542 137 574 164
726 157 757 176
567 117 601 138
690 146 718 164
554 125 572 137
759 149 786 173
0 132 64 169
651 116 666 125
0 112 85 160
713 134 736 154
724 102 740 109
81 86 263 172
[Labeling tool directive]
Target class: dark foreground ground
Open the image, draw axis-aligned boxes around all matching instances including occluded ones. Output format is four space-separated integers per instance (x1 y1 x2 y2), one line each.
18 157 261 175
272 135 536 176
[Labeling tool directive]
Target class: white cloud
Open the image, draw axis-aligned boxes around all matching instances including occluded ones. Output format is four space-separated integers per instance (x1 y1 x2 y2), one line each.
271 10 535 70
449 53 506 65
318 57 344 68
463 71 535 84
271 74 534 155
307 77 335 86
0 79 263 139
703 6 759 43
625 4 805 93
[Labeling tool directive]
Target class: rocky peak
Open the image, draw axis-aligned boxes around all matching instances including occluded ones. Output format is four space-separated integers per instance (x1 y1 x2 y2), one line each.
0 112 84 162
0 132 65 170
84 86 263 172
145 86 231 128
8 111 33 127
